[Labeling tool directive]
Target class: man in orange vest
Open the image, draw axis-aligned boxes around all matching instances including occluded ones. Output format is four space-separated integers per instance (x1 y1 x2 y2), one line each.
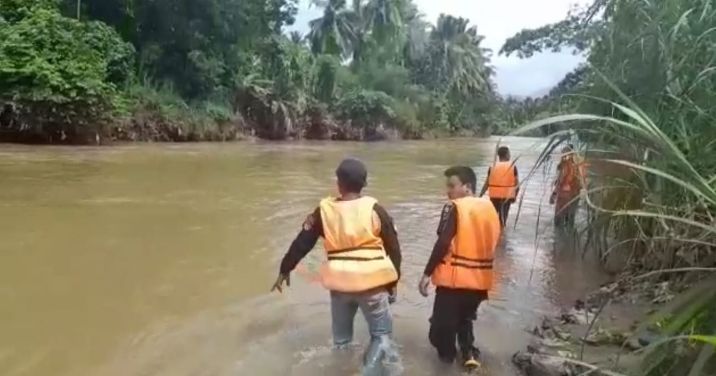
419 166 501 369
480 146 519 228
271 158 402 375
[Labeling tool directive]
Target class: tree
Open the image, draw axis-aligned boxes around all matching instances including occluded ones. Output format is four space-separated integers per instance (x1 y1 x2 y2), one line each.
1 0 506 141
0 2 133 142
307 0 357 57
289 31 304 44
408 14 495 131
423 15 493 96
362 0 404 45
401 1 429 66
63 0 298 99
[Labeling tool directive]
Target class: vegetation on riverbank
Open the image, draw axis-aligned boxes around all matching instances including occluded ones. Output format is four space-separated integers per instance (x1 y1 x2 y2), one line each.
0 0 502 143
503 0 716 374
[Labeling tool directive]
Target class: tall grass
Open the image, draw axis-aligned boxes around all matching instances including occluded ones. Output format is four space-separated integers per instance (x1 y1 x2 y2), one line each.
510 92 716 375
503 0 716 373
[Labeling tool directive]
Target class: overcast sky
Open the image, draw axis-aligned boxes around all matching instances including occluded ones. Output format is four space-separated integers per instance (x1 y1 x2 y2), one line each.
287 0 588 97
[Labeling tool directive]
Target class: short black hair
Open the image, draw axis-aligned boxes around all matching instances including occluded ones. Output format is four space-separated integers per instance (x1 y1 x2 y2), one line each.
497 146 510 159
444 166 477 193
336 158 367 193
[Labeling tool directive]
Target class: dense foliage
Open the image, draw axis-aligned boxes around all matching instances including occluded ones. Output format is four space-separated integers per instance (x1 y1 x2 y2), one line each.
503 0 716 374
0 1 134 142
0 0 497 142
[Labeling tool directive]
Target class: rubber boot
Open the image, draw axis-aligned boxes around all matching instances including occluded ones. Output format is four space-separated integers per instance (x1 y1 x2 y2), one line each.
362 335 400 376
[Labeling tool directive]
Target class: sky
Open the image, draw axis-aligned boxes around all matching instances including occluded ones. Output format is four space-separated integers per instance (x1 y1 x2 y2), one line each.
287 0 588 97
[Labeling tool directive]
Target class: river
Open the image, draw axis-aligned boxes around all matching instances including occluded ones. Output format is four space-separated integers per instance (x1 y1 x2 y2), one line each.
0 138 607 376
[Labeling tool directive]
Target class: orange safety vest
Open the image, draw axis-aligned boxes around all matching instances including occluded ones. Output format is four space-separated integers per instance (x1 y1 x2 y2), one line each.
488 161 517 199
558 155 588 194
431 197 501 291
318 196 398 293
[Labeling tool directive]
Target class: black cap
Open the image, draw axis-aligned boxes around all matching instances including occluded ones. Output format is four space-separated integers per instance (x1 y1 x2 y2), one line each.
336 158 367 192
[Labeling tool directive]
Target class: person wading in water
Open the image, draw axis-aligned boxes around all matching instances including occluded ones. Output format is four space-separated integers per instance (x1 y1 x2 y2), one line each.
271 158 402 375
418 166 501 370
550 144 586 229
480 146 519 228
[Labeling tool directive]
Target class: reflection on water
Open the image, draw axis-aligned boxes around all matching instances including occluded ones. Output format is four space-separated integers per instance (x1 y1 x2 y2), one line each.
0 139 607 376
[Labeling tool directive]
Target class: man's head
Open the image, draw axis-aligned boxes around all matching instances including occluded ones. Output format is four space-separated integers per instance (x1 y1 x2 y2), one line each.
335 158 367 195
497 146 511 161
444 166 476 200
561 144 575 159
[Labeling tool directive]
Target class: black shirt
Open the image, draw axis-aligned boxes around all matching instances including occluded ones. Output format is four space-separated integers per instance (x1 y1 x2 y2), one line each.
279 204 402 282
423 203 458 276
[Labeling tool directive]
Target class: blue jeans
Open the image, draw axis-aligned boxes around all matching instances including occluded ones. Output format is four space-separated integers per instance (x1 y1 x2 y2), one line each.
330 289 397 375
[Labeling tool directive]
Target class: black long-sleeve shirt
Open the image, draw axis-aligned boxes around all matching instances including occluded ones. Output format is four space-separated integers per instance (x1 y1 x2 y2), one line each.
279 204 402 282
423 203 458 276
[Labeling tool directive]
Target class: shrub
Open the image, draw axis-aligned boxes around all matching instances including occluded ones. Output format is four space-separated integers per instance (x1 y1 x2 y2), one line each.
334 89 395 129
0 3 133 142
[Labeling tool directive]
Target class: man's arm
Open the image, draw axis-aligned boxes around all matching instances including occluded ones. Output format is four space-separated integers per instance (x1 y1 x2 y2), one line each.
374 204 401 281
479 167 491 197
553 161 564 189
423 204 457 276
278 208 322 275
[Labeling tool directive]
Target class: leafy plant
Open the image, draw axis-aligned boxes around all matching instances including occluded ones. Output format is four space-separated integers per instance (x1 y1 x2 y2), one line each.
334 89 395 129
0 3 130 141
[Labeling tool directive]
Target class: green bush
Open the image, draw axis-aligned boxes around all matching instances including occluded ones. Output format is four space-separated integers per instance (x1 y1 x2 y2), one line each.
0 0 58 23
335 89 395 128
0 2 133 141
82 20 135 85
392 99 422 135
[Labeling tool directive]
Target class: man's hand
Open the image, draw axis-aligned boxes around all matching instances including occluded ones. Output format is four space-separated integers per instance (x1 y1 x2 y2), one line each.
388 285 397 304
271 273 291 293
418 275 431 297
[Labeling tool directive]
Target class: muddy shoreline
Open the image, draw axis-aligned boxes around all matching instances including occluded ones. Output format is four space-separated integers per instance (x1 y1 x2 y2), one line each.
512 277 687 376
0 109 499 145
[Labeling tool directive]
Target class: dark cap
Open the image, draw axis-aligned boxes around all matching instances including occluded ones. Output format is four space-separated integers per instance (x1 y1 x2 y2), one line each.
336 158 367 192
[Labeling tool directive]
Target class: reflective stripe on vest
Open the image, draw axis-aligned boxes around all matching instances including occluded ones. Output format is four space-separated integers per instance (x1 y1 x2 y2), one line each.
488 161 517 199
442 254 494 269
318 196 398 292
431 197 501 291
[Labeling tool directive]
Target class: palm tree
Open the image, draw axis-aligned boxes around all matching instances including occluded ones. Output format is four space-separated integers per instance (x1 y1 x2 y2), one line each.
307 0 358 58
289 31 304 45
425 15 493 96
401 1 429 65
362 0 403 45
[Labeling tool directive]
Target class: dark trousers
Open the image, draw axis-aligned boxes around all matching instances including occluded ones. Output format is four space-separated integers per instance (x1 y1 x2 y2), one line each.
428 287 488 361
554 193 579 228
490 198 512 228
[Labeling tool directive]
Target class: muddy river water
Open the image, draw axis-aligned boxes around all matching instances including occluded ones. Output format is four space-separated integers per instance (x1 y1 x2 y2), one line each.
0 138 607 376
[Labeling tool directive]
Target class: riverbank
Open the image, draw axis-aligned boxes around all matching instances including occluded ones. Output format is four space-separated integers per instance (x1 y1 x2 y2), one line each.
513 272 715 376
0 111 477 145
